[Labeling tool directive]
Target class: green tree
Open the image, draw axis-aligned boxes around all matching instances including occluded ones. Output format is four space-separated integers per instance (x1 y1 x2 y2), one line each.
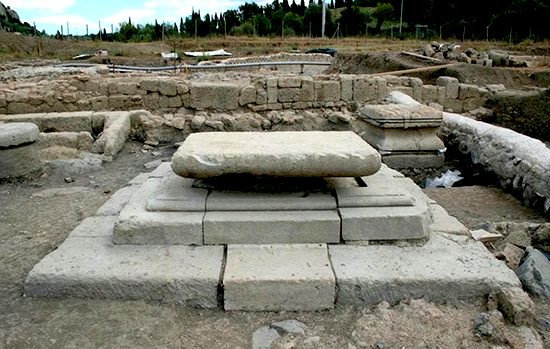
372 2 394 32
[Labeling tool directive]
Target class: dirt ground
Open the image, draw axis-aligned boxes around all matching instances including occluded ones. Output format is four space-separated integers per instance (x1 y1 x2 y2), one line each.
1 141 549 348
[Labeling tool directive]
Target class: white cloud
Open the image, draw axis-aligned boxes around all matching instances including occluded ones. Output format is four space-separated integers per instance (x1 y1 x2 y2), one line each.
102 9 155 26
3 0 75 13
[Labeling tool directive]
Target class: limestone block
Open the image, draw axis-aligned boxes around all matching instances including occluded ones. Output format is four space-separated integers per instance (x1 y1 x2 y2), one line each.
96 186 138 216
107 82 117 95
300 77 314 102
117 82 138 96
436 76 459 99
0 142 42 180
25 233 223 307
113 179 204 245
7 102 33 114
239 85 256 106
139 79 160 92
206 191 336 211
444 99 464 113
329 233 521 305
148 161 173 178
91 96 108 111
108 95 126 110
172 131 381 178
375 77 388 100
358 104 443 129
422 85 440 104
278 77 301 88
142 93 160 110
256 89 268 104
315 81 340 102
278 88 300 103
177 83 189 94
204 210 340 244
340 205 429 241
383 153 445 169
159 95 183 109
92 112 130 157
147 175 208 211
0 122 39 147
428 203 469 235
353 77 377 102
189 82 239 110
159 81 178 96
341 76 353 102
459 84 488 100
223 244 335 311
335 186 414 207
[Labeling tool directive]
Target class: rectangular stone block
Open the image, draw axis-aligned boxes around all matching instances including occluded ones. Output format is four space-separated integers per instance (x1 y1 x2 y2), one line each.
315 81 340 102
204 210 341 244
188 82 239 110
146 174 208 212
353 77 377 102
113 178 204 245
148 162 173 178
96 185 138 216
341 76 353 102
300 78 314 102
207 191 336 211
428 203 469 236
278 88 301 103
329 234 521 305
223 244 335 311
278 77 301 88
25 234 223 307
340 205 429 241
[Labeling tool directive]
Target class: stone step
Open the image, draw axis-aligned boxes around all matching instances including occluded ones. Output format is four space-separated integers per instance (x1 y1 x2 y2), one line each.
25 217 224 307
223 244 336 311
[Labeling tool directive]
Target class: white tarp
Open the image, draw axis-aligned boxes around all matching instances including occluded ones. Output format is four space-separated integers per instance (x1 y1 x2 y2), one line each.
183 49 232 57
161 52 179 59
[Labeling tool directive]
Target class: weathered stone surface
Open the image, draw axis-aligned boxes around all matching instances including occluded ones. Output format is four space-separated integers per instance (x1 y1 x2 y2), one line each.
340 205 429 241
0 142 42 180
278 77 301 88
278 88 301 103
516 247 550 299
0 122 39 148
146 174 208 212
113 179 204 245
223 244 335 311
330 233 521 305
361 124 445 152
252 326 280 349
428 203 470 236
67 216 117 238
92 112 131 157
436 76 459 99
315 81 340 102
96 186 139 216
188 82 240 110
271 320 306 335
335 186 413 207
172 131 381 178
239 85 256 106
25 229 223 307
38 131 94 152
204 210 340 244
498 287 536 326
206 191 336 211
358 104 443 128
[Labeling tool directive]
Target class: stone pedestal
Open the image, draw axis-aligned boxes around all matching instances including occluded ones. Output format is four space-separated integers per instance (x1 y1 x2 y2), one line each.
358 104 446 168
0 122 42 181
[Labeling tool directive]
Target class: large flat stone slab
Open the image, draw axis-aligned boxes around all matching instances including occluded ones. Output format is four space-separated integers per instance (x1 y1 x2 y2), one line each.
204 210 340 244
335 186 414 207
330 233 521 305
113 178 204 245
171 131 381 178
25 219 224 307
358 104 443 128
223 244 336 311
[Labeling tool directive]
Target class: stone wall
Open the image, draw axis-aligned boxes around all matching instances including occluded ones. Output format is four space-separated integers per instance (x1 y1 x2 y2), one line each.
439 112 550 214
0 74 490 116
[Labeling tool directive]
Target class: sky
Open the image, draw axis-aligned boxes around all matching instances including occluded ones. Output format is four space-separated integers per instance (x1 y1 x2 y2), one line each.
3 0 270 35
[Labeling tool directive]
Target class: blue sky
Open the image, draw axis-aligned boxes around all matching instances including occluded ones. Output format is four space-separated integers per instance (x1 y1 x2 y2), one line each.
3 0 269 35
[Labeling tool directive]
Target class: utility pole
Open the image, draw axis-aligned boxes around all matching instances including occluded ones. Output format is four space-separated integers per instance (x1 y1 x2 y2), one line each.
99 21 102 40
67 22 69 36
61 25 63 36
399 0 404 34
321 0 326 37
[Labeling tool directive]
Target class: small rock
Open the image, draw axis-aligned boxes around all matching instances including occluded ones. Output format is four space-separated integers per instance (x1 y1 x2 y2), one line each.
252 326 280 349
303 336 321 346
144 140 159 147
142 144 154 151
144 159 162 170
204 120 224 131
191 115 206 130
502 243 525 270
151 151 162 157
498 287 535 326
516 247 550 299
271 319 306 335
64 177 74 183
471 229 503 243
474 312 495 337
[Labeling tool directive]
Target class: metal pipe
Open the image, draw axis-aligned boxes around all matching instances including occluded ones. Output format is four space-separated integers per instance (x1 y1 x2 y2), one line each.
56 61 332 72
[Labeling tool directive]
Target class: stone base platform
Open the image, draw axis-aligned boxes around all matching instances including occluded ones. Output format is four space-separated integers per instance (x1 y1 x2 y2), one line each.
24 162 521 311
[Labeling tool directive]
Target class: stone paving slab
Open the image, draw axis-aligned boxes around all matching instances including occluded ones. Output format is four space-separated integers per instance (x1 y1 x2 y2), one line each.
25 222 224 307
146 175 208 212
95 185 139 216
223 244 335 311
340 205 429 241
113 178 204 245
172 131 381 178
204 210 341 245
429 203 470 236
206 191 337 211
68 216 117 238
329 233 521 305
358 104 443 128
